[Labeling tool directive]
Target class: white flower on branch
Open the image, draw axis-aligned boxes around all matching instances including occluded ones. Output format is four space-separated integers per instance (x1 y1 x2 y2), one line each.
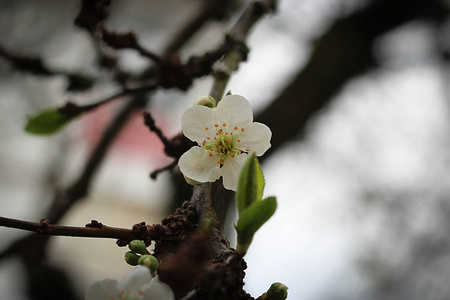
85 266 174 300
179 95 271 191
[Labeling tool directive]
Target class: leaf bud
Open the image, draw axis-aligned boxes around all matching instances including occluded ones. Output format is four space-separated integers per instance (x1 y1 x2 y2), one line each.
266 282 288 300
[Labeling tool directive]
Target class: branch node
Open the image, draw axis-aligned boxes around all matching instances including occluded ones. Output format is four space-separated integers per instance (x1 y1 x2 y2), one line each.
85 220 103 228
36 219 50 236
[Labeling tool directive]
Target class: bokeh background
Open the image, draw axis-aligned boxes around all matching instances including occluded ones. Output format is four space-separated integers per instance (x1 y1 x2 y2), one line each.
1 0 450 299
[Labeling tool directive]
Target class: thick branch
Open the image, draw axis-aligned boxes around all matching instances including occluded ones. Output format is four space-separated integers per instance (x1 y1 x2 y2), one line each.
256 0 449 159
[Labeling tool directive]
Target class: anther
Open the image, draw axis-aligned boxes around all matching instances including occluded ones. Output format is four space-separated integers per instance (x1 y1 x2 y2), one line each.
205 127 209 130
241 128 245 132
223 123 227 127
209 152 213 157
215 124 219 127
234 126 238 130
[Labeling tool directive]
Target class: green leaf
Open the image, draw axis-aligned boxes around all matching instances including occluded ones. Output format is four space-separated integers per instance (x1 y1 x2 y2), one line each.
25 108 74 135
235 153 265 215
235 196 277 255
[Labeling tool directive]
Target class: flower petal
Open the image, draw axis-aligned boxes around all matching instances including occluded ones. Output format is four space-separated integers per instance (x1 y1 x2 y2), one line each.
238 122 271 156
221 154 248 191
179 146 221 182
85 279 120 300
181 105 214 144
119 266 152 291
142 276 175 300
214 95 253 127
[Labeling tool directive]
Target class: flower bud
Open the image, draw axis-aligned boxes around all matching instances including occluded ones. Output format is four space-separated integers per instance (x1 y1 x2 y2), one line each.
266 282 288 300
193 95 216 108
138 254 158 275
124 251 140 266
128 240 147 255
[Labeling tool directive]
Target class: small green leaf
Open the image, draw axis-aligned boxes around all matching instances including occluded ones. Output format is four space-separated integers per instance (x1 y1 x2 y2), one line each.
235 153 265 214
25 108 74 135
235 196 277 255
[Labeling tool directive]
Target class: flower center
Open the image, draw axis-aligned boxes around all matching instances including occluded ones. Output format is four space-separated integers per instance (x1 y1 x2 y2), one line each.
203 123 247 166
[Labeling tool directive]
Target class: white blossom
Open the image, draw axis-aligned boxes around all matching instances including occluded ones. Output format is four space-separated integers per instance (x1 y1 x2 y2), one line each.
85 267 174 300
179 94 271 191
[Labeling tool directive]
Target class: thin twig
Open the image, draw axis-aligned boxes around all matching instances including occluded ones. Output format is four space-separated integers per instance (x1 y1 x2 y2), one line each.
0 217 137 240
150 160 178 179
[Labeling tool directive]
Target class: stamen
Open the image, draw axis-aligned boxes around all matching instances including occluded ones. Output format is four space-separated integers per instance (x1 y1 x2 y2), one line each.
237 139 240 142
241 128 245 132
234 126 238 130
205 127 209 130
223 123 227 127
202 141 205 146
209 152 213 157
231 154 235 158
215 124 219 127
207 137 210 140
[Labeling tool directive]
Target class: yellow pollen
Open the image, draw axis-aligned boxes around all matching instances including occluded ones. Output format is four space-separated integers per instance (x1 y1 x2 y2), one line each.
215 124 219 127
241 128 245 132
223 123 227 127
234 126 238 130
205 127 209 130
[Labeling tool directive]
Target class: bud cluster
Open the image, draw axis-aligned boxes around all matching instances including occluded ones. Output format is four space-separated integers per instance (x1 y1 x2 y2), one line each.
124 240 159 275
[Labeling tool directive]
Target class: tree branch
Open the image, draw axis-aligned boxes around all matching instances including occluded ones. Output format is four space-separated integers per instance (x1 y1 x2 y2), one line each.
256 0 449 159
0 217 138 240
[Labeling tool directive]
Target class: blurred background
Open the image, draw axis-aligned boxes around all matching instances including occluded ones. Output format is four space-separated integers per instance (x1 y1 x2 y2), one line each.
1 0 450 299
